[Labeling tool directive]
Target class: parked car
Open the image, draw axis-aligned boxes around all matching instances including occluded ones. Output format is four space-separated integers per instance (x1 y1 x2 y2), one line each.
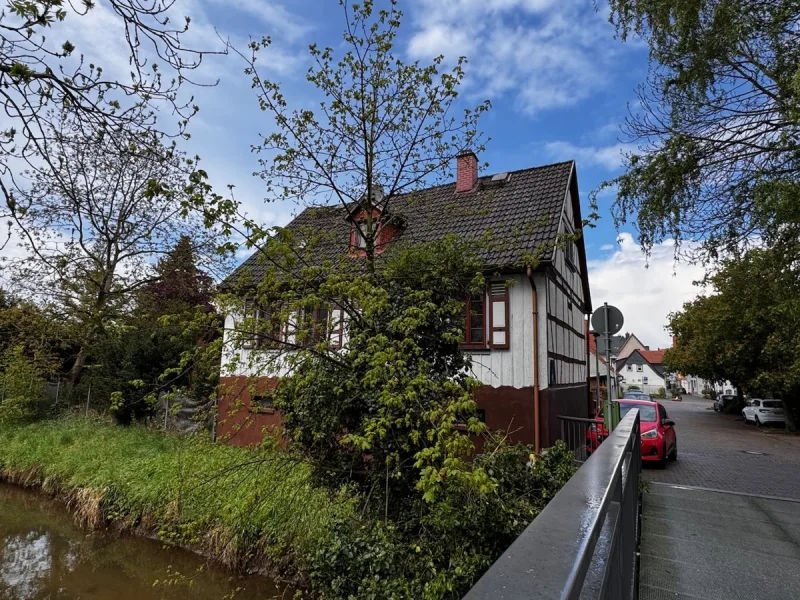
742 399 785 426
586 399 677 467
714 394 737 412
623 390 652 401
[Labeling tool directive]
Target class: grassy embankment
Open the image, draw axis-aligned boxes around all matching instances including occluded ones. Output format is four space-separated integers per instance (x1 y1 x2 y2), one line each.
0 417 356 583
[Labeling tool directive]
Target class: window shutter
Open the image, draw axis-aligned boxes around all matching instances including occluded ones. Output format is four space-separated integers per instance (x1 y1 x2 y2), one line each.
242 298 256 349
330 308 344 348
488 282 510 349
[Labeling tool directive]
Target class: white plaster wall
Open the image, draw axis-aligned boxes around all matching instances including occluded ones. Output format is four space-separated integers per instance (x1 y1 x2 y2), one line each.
620 362 665 388
534 272 549 390
469 274 535 388
220 310 350 378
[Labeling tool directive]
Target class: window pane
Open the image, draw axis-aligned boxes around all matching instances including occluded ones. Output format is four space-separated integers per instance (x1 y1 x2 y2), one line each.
471 328 484 343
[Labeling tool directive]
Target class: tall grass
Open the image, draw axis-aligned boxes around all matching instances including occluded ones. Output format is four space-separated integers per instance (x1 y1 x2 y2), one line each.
0 418 356 580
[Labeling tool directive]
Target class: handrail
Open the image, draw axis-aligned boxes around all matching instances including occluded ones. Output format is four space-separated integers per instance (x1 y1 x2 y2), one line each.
463 410 642 600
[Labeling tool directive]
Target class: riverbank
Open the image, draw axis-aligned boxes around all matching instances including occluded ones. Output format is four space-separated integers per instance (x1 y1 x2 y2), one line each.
0 418 356 589
0 482 282 599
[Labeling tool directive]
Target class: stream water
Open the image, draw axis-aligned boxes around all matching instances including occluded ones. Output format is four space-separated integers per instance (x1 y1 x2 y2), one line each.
0 483 284 599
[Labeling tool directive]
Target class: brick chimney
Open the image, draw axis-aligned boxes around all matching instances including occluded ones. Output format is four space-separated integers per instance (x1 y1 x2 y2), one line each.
456 150 478 193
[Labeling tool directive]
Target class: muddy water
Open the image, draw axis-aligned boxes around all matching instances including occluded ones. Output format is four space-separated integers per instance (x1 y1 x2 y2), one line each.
0 483 284 600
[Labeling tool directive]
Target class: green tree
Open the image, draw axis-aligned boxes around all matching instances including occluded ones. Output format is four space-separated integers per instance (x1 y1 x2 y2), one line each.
598 0 800 258
206 0 489 272
91 237 222 425
7 113 221 399
666 247 800 428
0 345 48 425
0 0 218 227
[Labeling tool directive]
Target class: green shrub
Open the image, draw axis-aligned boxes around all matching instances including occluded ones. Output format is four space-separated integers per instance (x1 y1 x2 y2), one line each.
0 345 48 425
653 387 667 399
307 439 577 600
627 385 640 390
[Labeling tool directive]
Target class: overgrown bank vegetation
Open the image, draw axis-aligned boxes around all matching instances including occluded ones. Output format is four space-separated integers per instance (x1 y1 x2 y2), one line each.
0 418 354 579
0 417 576 598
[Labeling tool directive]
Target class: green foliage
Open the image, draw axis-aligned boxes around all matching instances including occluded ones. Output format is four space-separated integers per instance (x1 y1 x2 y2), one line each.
598 0 800 259
0 345 48 425
306 439 577 599
74 237 223 424
270 236 488 508
627 385 641 390
668 246 800 427
653 387 667 399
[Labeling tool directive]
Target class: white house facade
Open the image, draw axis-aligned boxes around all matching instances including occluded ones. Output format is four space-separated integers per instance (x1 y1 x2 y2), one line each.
217 155 593 448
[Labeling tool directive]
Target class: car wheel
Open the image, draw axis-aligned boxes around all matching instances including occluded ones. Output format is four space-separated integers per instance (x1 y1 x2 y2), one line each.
742 412 749 423
668 445 677 462
755 415 761 427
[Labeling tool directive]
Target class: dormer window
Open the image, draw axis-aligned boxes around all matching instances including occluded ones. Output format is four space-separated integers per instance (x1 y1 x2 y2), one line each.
353 224 368 250
348 208 402 254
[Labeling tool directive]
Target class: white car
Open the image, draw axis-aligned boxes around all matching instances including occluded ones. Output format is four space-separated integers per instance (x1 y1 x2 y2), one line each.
742 399 786 426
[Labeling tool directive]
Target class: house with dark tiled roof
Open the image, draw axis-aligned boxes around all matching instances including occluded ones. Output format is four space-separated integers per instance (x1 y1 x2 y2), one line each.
617 348 667 393
217 152 593 449
616 332 649 360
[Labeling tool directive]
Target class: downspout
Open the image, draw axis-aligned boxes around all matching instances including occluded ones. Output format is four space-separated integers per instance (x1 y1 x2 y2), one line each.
527 267 541 452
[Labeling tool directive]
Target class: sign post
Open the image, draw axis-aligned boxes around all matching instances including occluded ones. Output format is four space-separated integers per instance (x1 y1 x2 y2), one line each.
591 303 624 431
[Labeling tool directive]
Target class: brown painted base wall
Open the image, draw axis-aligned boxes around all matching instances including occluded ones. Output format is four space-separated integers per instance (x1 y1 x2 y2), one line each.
539 384 590 448
216 376 283 446
473 386 536 446
216 377 589 450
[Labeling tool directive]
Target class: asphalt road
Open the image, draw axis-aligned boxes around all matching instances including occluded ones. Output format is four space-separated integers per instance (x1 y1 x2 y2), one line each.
640 396 800 600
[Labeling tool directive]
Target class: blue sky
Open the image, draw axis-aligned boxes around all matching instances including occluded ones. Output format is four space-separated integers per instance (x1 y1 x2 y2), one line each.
8 0 709 347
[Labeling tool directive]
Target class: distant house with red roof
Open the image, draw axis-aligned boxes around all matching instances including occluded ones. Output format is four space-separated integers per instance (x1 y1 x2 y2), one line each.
617 348 668 393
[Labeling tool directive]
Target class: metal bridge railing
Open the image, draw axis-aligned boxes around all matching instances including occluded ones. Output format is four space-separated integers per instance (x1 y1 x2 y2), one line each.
463 410 642 600
557 415 598 463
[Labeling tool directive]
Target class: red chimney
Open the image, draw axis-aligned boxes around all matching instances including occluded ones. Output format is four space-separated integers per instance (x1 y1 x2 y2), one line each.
456 150 478 193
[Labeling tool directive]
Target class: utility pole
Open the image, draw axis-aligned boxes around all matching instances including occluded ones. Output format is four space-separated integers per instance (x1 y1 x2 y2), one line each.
604 303 613 431
593 332 601 415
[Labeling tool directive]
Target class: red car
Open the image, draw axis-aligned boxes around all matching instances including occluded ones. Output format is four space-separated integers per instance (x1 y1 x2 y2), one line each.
586 399 677 467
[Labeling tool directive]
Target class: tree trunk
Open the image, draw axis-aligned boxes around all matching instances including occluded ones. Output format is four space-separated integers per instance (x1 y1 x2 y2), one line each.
781 398 797 431
64 344 88 403
736 384 744 406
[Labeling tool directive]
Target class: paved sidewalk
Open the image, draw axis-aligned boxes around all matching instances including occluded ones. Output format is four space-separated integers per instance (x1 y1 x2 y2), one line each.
640 484 800 600
640 396 800 599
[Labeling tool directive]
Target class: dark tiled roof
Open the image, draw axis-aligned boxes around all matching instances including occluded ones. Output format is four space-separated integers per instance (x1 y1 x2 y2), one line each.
228 161 575 285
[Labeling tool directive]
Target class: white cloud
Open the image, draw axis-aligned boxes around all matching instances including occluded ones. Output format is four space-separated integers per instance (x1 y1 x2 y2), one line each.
408 0 626 114
600 243 614 251
544 140 632 171
206 0 313 41
588 233 709 349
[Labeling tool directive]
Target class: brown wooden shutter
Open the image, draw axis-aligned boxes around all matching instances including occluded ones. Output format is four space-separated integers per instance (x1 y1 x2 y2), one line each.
330 307 344 348
242 298 256 349
489 282 510 349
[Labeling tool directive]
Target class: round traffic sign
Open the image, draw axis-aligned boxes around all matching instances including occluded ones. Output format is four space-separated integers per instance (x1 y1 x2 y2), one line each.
591 305 624 336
